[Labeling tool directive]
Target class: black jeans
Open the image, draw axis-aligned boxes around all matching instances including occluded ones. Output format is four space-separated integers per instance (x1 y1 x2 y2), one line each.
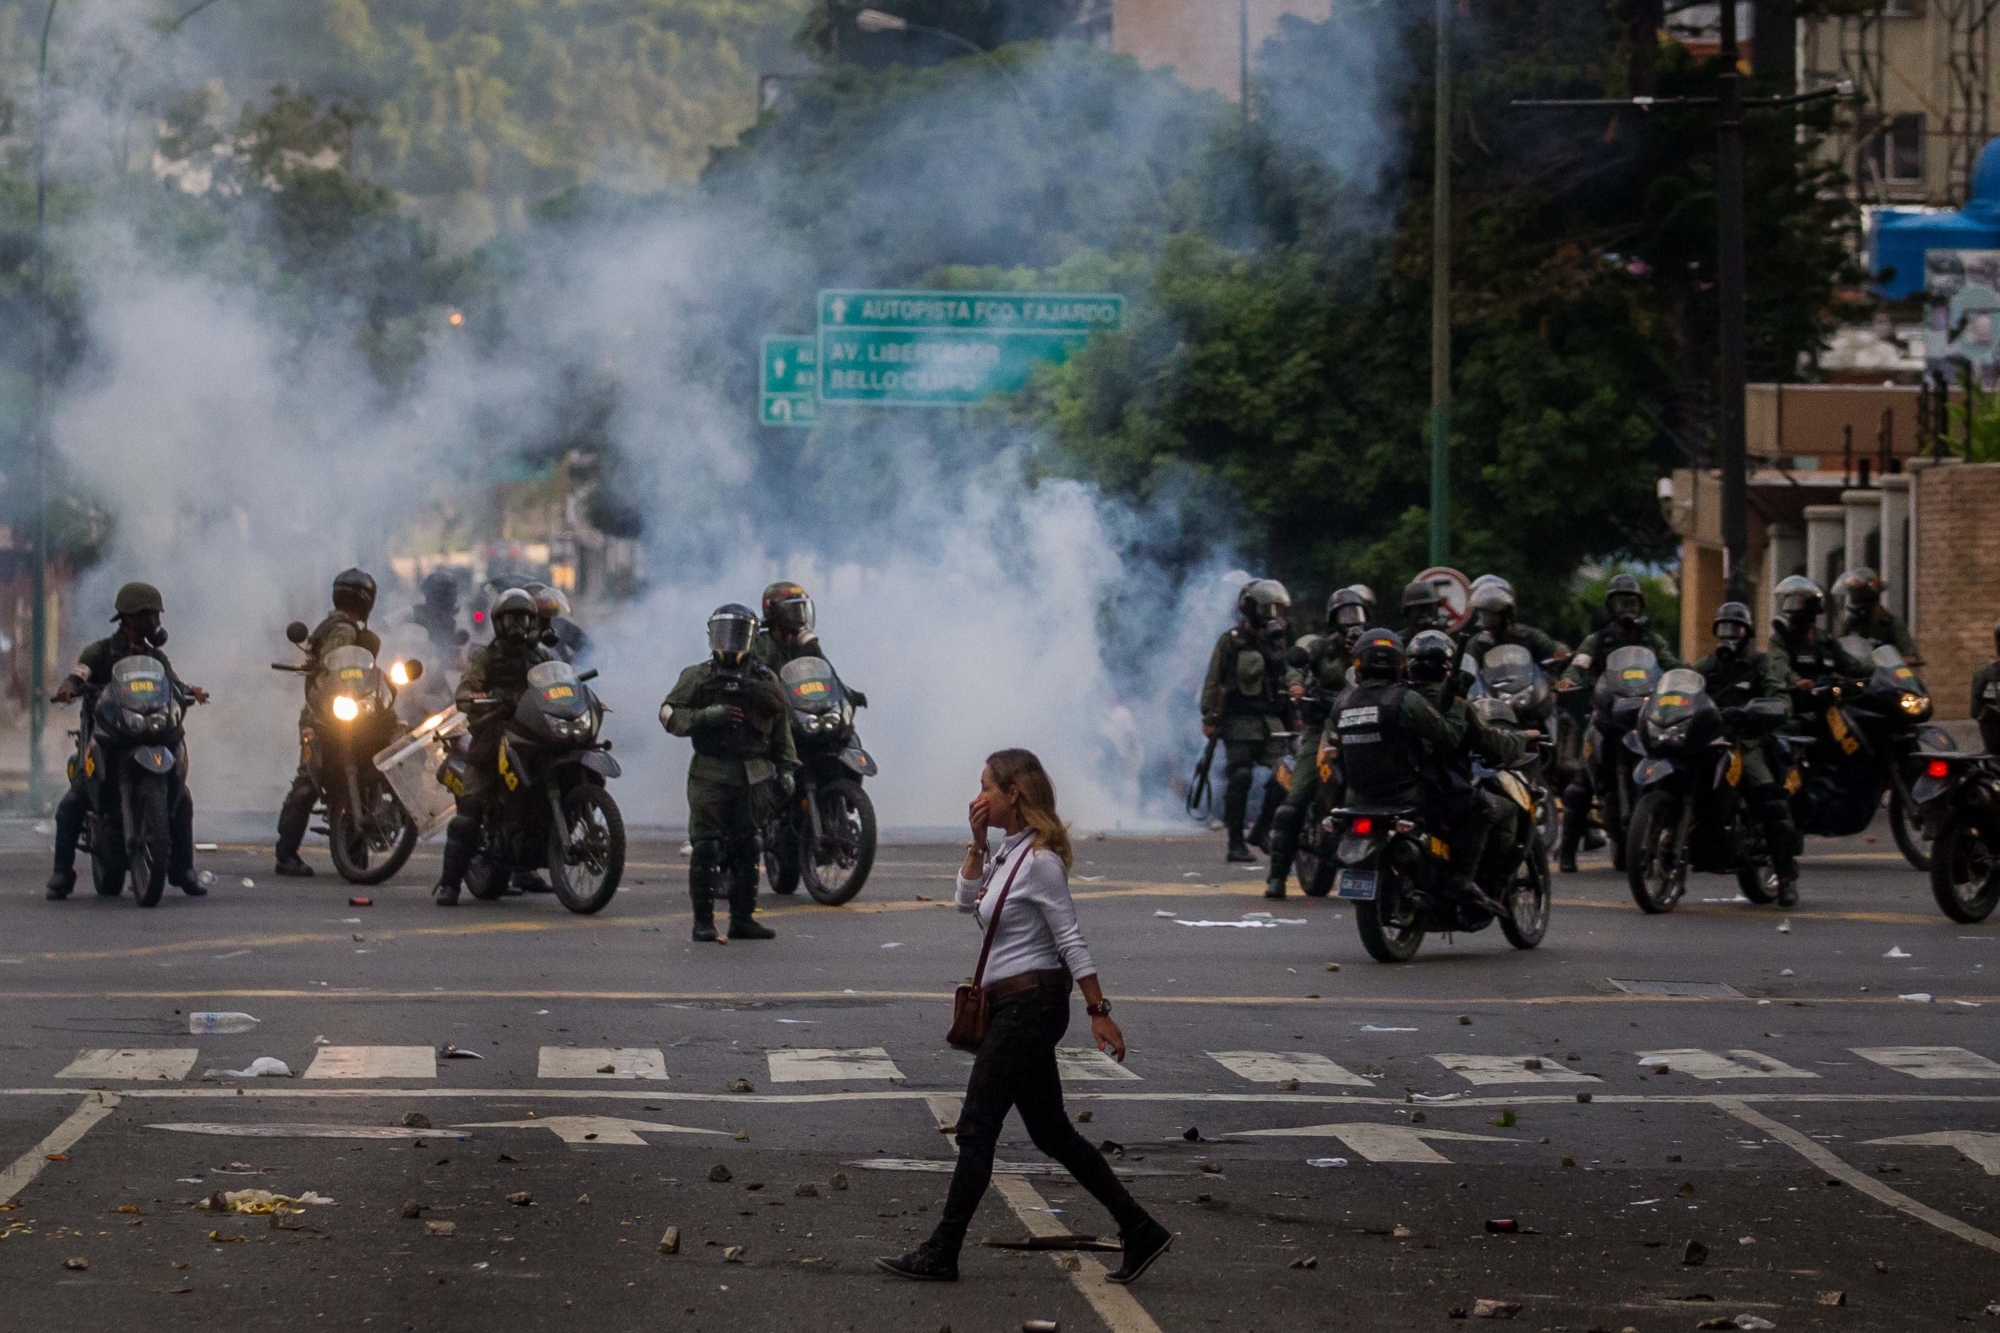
928 986 1152 1256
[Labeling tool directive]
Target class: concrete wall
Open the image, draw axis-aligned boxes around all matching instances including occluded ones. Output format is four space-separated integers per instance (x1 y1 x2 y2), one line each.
1912 461 2000 719
1112 0 1331 99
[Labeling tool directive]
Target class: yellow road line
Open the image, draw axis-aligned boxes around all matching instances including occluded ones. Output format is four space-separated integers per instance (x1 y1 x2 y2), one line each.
0 1092 118 1205
992 1174 1164 1333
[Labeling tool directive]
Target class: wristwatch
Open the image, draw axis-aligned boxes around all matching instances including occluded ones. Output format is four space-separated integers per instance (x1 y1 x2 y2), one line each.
1086 999 1112 1018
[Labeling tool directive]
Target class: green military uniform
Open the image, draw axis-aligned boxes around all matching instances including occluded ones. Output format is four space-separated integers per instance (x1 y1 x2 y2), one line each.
1557 623 1677 866
1769 624 1873 715
1200 624 1292 854
1469 623 1568 667
1839 604 1917 659
662 658 798 939
275 610 382 865
750 629 866 705
1328 679 1466 807
1414 679 1527 895
1972 660 2000 756
1262 635 1354 894
1692 643 1801 887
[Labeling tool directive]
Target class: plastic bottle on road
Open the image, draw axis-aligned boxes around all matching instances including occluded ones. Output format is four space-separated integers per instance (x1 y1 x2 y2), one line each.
188 1012 260 1034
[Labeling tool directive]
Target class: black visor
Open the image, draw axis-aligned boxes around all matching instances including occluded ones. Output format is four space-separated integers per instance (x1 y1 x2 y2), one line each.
709 614 753 657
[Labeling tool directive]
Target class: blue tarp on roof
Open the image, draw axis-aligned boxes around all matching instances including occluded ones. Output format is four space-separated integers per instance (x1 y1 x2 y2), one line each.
1871 138 2000 298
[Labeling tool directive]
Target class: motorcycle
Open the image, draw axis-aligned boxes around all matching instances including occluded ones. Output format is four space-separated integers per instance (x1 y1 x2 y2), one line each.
70 656 190 907
763 655 878 906
445 661 624 913
1581 645 1661 872
1787 637 1951 872
1623 668 1788 913
1470 644 1563 847
275 624 422 885
1909 752 2000 922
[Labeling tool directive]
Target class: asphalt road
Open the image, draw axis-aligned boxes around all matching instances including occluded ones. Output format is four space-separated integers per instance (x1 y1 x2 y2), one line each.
0 819 1996 1332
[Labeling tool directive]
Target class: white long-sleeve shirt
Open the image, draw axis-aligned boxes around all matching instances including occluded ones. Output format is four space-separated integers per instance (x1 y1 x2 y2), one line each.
955 828 1098 985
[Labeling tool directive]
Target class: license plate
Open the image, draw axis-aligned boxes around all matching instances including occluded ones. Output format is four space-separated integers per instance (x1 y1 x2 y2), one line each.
1335 869 1378 901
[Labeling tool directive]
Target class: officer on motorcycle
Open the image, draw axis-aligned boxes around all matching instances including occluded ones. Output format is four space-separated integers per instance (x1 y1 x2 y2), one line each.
47 582 211 900
661 605 798 942
1694 601 1803 906
1466 583 1568 665
1200 579 1293 862
1328 627 1466 845
432 588 550 906
274 568 379 877
1769 575 1873 708
1973 615 2000 756
410 569 462 664
523 582 590 666
1401 580 1446 635
1555 573 1679 872
1833 568 1919 661
752 581 867 706
1407 629 1526 912
1263 588 1369 898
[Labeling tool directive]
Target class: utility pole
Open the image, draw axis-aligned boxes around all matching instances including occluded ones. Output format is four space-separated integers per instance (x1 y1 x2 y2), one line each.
1429 0 1452 566
1716 0 1749 598
28 0 56 813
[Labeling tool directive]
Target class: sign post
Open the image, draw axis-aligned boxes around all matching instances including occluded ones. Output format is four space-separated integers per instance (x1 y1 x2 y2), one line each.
816 289 1123 406
760 335 819 428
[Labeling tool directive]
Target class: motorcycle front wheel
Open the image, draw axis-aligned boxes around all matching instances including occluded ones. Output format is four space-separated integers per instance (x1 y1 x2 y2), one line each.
1626 788 1685 914
90 814 124 897
550 784 625 914
1930 810 2000 923
1889 787 1933 873
802 778 876 906
127 776 169 908
1500 831 1551 949
763 813 801 895
1355 873 1426 962
328 783 418 886
1293 819 1323 896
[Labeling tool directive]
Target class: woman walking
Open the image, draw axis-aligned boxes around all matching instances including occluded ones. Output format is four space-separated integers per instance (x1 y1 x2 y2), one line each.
877 748 1172 1285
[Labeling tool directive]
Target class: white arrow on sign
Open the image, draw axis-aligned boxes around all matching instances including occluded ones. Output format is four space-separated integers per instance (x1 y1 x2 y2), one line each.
1865 1131 2000 1176
455 1116 729 1147
1234 1121 1516 1164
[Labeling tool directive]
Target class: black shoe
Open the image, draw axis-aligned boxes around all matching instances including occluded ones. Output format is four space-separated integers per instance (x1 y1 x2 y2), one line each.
1226 839 1257 863
1263 877 1286 899
1557 847 1578 874
874 1245 958 1282
1776 873 1798 909
1105 1219 1172 1285
274 856 315 878
728 916 776 941
692 921 719 943
45 870 74 900
1582 827 1607 852
172 872 208 897
512 872 554 894
433 882 460 907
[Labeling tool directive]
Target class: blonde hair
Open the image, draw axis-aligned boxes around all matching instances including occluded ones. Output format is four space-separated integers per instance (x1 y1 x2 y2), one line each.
986 748 1073 871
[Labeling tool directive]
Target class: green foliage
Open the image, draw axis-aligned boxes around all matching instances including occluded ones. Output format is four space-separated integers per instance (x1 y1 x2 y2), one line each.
1945 391 2000 463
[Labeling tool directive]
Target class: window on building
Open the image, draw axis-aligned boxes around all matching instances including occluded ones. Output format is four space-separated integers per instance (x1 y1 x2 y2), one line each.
1859 113 1926 186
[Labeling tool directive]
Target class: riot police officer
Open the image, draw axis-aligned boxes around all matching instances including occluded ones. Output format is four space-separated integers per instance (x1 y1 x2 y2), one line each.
1407 629 1525 912
661 605 798 942
433 588 551 906
274 568 380 877
1555 573 1679 871
1834 568 1918 660
1401 580 1445 635
1199 579 1293 862
1466 583 1568 665
410 568 462 663
1694 601 1802 906
47 582 210 899
1769 575 1872 709
1328 627 1465 815
1263 587 1367 898
1972 615 2000 755
752 581 866 705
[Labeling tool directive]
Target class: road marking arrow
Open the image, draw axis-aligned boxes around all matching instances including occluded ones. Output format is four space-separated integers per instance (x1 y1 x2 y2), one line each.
1865 1131 2000 1175
455 1116 728 1146
1234 1122 1516 1164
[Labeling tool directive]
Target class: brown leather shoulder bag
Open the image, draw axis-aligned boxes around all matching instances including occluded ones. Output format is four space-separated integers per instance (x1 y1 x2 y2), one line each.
945 847 1031 1052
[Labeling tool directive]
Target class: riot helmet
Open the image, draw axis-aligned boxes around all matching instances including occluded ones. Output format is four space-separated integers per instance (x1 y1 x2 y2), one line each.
528 584 571 626
1712 601 1754 660
708 603 758 668
419 568 459 610
112 581 168 646
1401 580 1442 630
762 581 816 638
1348 584 1379 616
1604 573 1646 628
1470 583 1516 634
1406 629 1456 684
1326 587 1370 632
1836 567 1883 613
1469 573 1514 601
489 587 538 643
332 567 377 621
1774 575 1824 632
1238 579 1292 636
1354 628 1405 681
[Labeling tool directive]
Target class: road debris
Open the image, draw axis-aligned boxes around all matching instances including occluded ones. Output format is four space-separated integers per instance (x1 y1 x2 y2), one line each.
1495 1109 1517 1127
1306 1158 1348 1168
1817 1290 1845 1306
829 1173 848 1190
1022 1322 1060 1333
1325 962 1340 972
1683 1240 1708 1266
981 1235 1119 1251
400 1199 423 1218
505 1192 533 1206
207 1057 292 1079
348 896 371 906
403 1112 432 1129
188 1012 259 1035
1899 993 1935 1003
795 1183 818 1198
1575 1092 1593 1103
726 1078 755 1094
709 1165 733 1183
1393 1225 1413 1238
1076 1111 1093 1124
1183 1127 1202 1141
733 1130 749 1142
658 1226 681 1254
206 1230 245 1243
1470 1298 1521 1318
63 1257 87 1270
1777 920 1790 934
425 1220 455 1237
1277 1078 1301 1091
723 1245 746 1262
575 1194 589 1205
1695 1318 1775 1331
440 1045 484 1059
1885 945 1911 957
1288 1255 1318 1269
1458 1015 1473 1025
1485 1219 1519 1234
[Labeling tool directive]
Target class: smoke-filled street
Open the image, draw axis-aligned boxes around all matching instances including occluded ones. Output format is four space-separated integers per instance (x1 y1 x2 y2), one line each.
0 823 1994 1330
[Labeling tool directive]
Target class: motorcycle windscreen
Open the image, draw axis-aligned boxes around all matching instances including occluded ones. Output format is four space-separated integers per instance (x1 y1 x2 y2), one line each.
526 660 590 720
778 656 843 715
1602 645 1661 698
1866 642 1926 694
110 655 170 711
320 645 381 700
1643 668 1708 727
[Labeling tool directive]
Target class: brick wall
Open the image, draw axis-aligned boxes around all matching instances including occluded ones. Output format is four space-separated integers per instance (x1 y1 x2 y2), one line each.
1913 462 2000 720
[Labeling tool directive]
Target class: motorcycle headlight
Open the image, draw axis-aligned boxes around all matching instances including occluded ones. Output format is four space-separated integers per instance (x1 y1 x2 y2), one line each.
1899 693 1930 717
146 711 170 732
332 695 360 722
121 707 146 731
389 661 409 686
803 715 820 732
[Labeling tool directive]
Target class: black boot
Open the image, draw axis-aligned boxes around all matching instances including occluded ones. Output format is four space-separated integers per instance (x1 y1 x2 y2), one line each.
433 881 460 906
1226 837 1257 864
1557 792 1587 874
690 866 720 943
274 782 315 876
45 869 74 900
435 817 474 907
727 866 775 940
171 870 208 897
1264 803 1302 898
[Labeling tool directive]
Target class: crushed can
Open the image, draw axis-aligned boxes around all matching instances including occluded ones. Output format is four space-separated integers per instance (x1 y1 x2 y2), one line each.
373 705 468 840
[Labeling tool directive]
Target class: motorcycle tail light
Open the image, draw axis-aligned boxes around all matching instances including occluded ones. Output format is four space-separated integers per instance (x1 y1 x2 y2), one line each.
1928 758 1951 779
1351 816 1372 836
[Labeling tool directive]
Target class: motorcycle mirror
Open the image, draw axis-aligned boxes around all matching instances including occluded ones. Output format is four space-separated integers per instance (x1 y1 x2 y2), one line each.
285 620 309 645
402 659 424 682
578 668 599 683
455 628 471 646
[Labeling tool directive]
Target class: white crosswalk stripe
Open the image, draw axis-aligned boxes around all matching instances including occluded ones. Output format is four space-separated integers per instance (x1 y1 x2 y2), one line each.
1852 1046 2000 1079
537 1048 668 1080
57 1048 197 1081
1637 1048 1817 1080
1055 1047 1141 1081
304 1046 437 1080
766 1048 904 1082
1432 1054 1600 1085
1207 1051 1371 1086
1236 1122 1516 1163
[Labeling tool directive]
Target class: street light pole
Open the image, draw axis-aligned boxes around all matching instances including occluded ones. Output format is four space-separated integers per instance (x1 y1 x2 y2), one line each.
1715 0 1750 599
28 0 57 813
1429 0 1451 566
